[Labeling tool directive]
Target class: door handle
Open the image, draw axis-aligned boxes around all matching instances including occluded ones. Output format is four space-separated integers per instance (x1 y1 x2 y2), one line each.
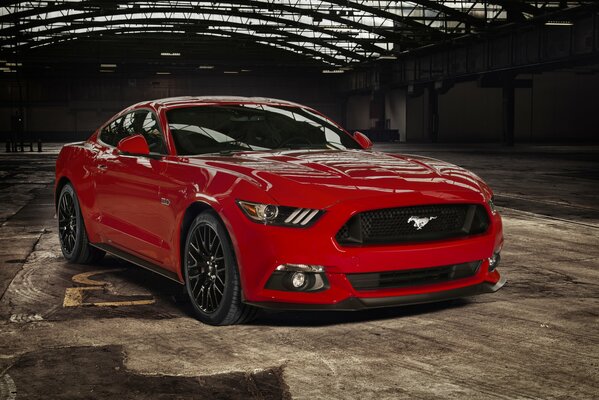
97 164 108 170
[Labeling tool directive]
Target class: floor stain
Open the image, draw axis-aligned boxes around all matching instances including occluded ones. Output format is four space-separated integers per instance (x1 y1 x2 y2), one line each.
4 346 291 400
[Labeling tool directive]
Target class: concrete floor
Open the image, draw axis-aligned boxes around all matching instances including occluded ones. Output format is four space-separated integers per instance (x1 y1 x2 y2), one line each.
0 144 598 399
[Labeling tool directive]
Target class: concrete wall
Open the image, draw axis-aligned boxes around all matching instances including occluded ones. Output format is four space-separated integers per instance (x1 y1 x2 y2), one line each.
0 72 345 142
394 70 599 143
406 91 428 142
346 89 406 141
526 71 599 142
438 81 503 142
345 94 371 131
385 89 407 141
4 69 598 144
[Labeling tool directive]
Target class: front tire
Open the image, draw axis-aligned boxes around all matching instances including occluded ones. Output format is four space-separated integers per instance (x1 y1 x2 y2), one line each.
57 183 105 264
183 211 257 325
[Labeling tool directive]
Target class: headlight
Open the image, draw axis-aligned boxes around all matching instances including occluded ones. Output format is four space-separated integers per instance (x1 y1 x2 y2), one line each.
488 195 497 214
237 200 324 227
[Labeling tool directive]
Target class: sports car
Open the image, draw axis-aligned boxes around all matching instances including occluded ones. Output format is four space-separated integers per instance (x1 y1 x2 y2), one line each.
55 96 505 325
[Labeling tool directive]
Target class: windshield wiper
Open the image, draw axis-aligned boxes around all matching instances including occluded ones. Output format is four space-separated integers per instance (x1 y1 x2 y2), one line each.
275 142 344 151
219 140 252 149
218 149 243 156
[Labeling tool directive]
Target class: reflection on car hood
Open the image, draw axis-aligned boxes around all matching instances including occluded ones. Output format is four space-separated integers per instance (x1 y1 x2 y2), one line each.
184 149 491 207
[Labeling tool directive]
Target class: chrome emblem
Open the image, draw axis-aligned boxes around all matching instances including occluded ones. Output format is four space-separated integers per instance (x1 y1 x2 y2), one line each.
407 216 437 230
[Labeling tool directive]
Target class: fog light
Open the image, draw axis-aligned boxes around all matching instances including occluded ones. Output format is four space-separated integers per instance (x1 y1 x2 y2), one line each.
488 252 501 272
265 264 329 292
291 272 306 288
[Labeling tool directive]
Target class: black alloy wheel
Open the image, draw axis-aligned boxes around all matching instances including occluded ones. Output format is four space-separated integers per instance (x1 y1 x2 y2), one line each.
57 184 105 264
183 211 257 325
187 223 226 313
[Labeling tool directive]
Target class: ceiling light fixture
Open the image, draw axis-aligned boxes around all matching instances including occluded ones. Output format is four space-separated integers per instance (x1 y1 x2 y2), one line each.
322 69 344 74
100 63 117 68
198 65 214 69
545 20 573 26
156 71 171 75
161 52 181 56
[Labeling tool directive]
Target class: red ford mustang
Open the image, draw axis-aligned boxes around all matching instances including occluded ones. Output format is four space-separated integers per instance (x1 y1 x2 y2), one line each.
55 96 505 325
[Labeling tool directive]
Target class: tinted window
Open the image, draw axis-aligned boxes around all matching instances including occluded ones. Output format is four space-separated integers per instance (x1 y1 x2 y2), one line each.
99 116 125 147
166 104 360 155
122 110 167 154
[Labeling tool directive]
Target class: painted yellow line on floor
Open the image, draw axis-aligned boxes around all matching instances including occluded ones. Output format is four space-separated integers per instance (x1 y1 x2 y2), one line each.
63 268 155 308
63 287 101 307
86 300 155 307
71 268 127 286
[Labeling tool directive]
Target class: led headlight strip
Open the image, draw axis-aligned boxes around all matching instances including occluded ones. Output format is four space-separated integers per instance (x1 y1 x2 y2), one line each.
488 195 497 214
237 200 324 227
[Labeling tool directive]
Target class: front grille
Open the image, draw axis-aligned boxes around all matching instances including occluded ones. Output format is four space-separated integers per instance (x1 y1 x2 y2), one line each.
336 204 489 245
347 260 481 291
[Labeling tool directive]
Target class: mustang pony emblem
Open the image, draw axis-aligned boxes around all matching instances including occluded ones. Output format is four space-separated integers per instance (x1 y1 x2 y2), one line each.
407 216 438 230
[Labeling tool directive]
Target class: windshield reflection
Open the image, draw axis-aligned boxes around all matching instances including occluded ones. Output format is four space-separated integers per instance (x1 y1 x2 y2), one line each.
166 104 360 155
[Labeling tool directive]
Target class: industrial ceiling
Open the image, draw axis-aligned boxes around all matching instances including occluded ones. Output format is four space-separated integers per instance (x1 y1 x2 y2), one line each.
0 1 593 70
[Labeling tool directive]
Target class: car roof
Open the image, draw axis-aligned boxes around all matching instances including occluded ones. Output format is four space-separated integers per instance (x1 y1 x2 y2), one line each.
130 96 306 111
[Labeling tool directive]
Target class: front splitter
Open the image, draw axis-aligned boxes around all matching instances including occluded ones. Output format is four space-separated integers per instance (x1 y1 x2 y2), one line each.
245 276 507 311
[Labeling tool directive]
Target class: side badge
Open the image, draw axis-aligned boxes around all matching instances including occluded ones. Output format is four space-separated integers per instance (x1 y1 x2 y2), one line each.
160 197 171 206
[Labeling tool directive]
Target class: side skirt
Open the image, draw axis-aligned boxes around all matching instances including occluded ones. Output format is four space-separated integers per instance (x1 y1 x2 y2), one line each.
92 243 182 284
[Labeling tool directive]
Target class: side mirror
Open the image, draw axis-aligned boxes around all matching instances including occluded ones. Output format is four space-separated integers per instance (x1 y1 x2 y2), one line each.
117 134 150 156
353 131 373 150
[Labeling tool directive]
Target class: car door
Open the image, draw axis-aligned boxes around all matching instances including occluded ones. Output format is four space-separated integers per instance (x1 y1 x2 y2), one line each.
93 109 174 266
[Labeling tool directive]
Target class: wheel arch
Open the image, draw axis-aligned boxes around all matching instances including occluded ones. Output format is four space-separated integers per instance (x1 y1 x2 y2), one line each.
55 176 72 210
179 201 214 258
178 200 244 293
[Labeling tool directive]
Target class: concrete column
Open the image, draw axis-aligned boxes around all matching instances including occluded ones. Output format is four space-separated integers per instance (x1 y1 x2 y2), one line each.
428 86 439 143
502 78 515 146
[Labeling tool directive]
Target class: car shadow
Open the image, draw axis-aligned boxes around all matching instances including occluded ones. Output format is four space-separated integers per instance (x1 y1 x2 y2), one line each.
249 299 471 327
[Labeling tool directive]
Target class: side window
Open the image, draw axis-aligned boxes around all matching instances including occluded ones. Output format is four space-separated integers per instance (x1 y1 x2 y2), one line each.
99 116 124 147
140 112 167 154
121 110 167 154
121 112 137 137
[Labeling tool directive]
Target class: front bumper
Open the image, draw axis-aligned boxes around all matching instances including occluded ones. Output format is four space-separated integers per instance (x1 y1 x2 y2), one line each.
245 275 506 310
220 192 505 309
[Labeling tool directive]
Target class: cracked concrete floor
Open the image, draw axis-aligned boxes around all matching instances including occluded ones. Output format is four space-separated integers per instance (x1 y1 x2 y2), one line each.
0 144 598 399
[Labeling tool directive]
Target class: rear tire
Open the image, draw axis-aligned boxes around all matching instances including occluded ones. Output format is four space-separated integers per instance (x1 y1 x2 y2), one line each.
57 184 105 264
183 211 257 325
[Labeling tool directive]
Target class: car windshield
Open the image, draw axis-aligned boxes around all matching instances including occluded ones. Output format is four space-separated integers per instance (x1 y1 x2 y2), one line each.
166 104 361 155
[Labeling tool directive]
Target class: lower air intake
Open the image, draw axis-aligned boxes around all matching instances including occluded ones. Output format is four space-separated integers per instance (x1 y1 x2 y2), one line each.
347 260 481 291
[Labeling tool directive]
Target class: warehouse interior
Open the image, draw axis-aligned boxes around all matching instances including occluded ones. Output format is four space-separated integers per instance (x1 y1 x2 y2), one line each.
2 1 599 145
0 2 598 399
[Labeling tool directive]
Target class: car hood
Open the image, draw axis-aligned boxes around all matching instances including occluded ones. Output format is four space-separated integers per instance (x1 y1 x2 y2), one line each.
183 149 491 208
